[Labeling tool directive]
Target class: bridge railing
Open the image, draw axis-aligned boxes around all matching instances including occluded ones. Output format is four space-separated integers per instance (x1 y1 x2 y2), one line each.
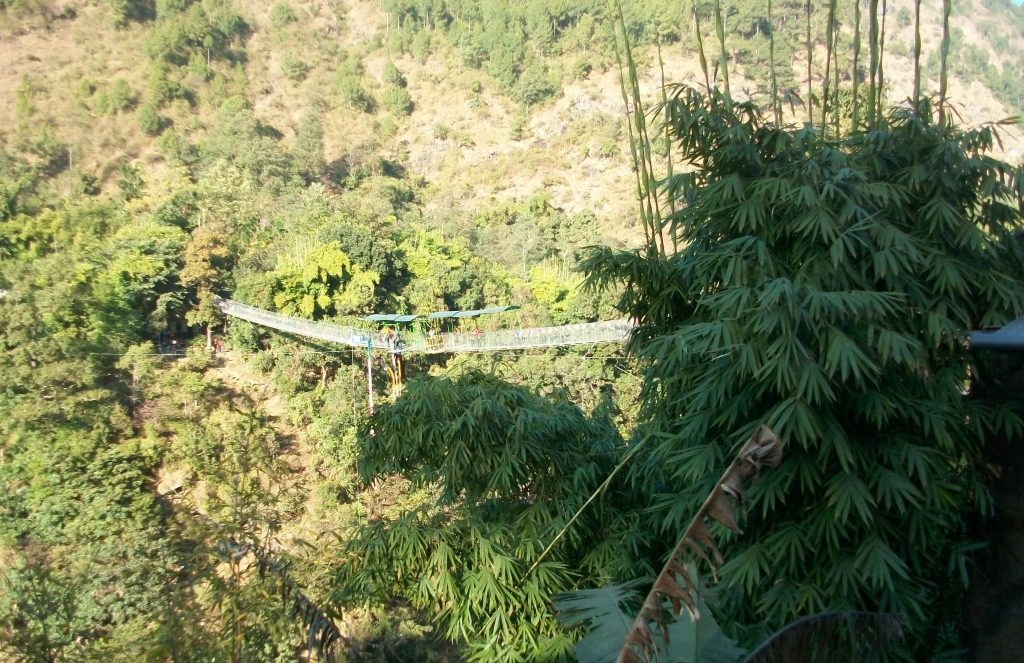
217 298 392 350
397 320 633 354
217 298 633 354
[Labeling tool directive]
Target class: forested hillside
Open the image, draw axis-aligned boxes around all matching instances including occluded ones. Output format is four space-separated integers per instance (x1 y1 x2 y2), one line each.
2 0 1023 227
2 0 1024 661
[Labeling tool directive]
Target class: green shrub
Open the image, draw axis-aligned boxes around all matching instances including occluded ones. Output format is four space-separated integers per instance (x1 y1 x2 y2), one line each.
335 71 373 112
27 125 64 167
896 6 913 28
137 102 164 135
186 51 211 81
377 115 398 139
146 67 187 107
156 128 198 166
101 78 138 115
381 86 413 116
155 0 189 19
888 39 911 58
280 52 309 82
573 56 593 79
76 78 97 100
597 136 619 158
117 162 144 199
410 30 432 63
111 78 136 107
382 61 407 88
513 60 555 107
509 110 528 140
294 111 325 181
77 171 101 196
108 0 152 26
144 20 190 64
268 2 295 28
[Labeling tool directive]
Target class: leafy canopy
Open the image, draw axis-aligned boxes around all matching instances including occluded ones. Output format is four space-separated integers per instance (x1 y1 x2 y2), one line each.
334 368 643 662
583 90 1024 654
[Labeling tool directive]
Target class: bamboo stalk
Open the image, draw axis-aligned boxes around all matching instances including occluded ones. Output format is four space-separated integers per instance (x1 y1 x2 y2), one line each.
852 0 862 130
806 0 813 124
609 13 647 243
768 0 781 125
832 5 841 134
912 0 922 109
713 0 731 102
877 0 887 120
611 29 648 250
692 1 712 92
613 1 664 255
628 43 665 254
868 0 879 129
939 0 952 124
657 39 678 253
822 0 838 131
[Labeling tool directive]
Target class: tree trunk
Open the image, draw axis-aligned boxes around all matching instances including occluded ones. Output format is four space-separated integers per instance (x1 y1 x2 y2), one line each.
206 323 212 350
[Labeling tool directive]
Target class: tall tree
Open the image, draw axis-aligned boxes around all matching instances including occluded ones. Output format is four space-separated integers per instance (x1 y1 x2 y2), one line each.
294 108 326 183
180 222 232 349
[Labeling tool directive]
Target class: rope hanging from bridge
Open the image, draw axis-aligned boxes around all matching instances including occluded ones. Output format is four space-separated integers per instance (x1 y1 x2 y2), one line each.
215 297 634 355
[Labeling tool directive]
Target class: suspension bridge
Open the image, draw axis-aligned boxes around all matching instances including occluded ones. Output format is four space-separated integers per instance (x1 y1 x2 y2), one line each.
216 298 634 354
216 297 1024 359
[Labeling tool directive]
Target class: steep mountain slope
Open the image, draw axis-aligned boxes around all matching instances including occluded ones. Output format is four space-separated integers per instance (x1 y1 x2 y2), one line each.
1 0 1022 236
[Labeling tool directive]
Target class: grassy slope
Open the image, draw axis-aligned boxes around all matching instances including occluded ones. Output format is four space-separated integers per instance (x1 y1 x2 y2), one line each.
885 0 1024 152
0 2 157 177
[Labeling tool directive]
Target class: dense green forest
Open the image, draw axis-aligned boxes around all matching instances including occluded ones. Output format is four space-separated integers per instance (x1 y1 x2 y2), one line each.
2 0 1024 661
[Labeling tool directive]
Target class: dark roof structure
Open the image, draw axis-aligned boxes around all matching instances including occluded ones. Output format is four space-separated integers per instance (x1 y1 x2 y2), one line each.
970 315 1024 351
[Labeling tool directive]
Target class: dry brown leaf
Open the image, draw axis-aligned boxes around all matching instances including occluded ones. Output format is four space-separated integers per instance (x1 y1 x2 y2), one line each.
744 425 783 467
663 557 699 602
706 489 741 533
686 518 722 563
619 647 646 663
621 620 655 663
641 593 669 623
719 466 746 501
652 572 698 619
615 425 782 663
682 532 718 574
